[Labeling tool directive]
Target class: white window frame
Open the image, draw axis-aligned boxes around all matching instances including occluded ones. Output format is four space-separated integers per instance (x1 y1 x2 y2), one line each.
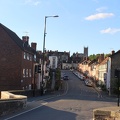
27 53 29 60
29 69 31 77
23 69 26 77
24 52 27 59
26 69 28 77
34 54 36 61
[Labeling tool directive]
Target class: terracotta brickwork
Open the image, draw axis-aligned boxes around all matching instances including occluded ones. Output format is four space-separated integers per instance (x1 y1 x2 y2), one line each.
0 23 37 91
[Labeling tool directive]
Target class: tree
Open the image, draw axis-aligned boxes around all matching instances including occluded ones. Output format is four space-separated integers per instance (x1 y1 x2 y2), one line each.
55 68 61 90
89 54 98 61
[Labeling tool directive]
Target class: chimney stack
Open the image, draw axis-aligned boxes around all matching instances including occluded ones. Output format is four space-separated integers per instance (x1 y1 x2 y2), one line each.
22 36 29 45
31 42 37 51
111 50 115 55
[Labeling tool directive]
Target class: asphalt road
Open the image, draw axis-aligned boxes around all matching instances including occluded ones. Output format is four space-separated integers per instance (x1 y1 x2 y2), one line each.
1 70 117 120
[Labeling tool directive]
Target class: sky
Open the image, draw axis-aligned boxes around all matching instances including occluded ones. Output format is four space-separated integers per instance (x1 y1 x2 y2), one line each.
0 0 120 56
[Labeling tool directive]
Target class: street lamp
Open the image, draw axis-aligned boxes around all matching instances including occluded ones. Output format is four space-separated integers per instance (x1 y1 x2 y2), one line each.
41 15 59 95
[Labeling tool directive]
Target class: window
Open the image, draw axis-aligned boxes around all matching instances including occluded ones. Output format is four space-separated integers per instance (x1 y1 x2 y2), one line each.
34 54 36 61
27 53 29 60
23 69 25 77
29 69 31 77
26 69 28 77
29 54 32 61
24 52 27 59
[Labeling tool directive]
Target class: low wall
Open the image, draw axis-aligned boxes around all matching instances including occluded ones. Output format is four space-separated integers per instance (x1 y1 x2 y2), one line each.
0 91 27 116
93 106 120 120
9 89 41 98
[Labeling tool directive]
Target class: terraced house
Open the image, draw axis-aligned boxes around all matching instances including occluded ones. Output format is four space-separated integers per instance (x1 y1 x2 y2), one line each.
0 23 41 91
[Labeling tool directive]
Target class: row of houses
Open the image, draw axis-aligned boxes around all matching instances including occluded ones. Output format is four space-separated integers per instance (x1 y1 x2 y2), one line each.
77 51 120 94
0 23 42 91
0 23 72 91
2 22 119 95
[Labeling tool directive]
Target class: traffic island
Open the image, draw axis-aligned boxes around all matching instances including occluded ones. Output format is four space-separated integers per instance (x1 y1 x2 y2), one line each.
93 106 120 120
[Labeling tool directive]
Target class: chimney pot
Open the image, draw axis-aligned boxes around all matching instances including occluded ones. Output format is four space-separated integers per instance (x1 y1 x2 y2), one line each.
22 36 29 45
31 42 37 51
111 50 115 54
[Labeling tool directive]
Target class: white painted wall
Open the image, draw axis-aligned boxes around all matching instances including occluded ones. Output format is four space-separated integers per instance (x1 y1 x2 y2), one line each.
106 57 111 92
49 56 58 69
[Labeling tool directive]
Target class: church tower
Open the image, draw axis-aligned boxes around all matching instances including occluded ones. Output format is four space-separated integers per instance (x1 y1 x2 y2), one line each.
84 47 88 58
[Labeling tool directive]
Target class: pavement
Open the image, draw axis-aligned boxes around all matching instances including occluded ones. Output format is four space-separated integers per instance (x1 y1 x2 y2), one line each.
27 80 67 103
94 86 117 99
0 81 67 119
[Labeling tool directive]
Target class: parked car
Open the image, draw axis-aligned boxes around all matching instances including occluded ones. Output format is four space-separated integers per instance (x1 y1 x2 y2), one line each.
80 74 85 80
84 79 93 87
77 74 81 79
63 75 69 80
73 71 78 76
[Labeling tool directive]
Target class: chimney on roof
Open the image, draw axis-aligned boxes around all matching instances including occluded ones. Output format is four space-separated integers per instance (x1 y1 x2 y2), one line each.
84 57 89 61
31 42 37 51
111 50 115 55
37 51 42 54
22 36 29 45
98 54 104 63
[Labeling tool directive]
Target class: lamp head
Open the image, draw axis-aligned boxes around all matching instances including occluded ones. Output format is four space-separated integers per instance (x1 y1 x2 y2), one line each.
45 15 59 18
53 15 59 17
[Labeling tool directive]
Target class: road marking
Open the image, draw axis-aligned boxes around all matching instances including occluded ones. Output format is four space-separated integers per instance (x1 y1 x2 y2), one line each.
4 82 69 120
93 88 103 98
41 102 48 105
4 103 46 120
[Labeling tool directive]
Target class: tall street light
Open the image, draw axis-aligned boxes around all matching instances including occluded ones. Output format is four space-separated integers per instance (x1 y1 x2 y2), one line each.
41 15 59 95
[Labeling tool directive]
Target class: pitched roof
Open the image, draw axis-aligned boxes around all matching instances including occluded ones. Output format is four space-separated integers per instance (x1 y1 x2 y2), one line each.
88 59 98 66
110 50 120 57
81 59 91 65
0 23 36 54
99 57 109 65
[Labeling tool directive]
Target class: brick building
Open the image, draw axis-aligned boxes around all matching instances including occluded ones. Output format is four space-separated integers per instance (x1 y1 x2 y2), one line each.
0 23 40 91
110 50 120 93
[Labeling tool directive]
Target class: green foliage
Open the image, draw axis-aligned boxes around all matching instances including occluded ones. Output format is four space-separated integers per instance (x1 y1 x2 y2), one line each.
89 54 99 61
55 68 61 90
89 53 110 61
48 68 62 91
55 68 61 80
105 53 111 58
49 69 53 80
46 69 54 90
101 84 106 91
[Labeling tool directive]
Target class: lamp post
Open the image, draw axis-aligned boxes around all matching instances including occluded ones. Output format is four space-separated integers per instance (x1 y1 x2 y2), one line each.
41 15 59 95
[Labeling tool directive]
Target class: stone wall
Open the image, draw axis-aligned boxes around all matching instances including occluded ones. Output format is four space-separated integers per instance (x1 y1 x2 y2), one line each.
93 106 120 120
0 91 27 116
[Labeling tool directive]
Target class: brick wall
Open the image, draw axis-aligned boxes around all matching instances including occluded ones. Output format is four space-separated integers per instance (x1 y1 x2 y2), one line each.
0 25 33 91
0 26 22 90
111 51 120 93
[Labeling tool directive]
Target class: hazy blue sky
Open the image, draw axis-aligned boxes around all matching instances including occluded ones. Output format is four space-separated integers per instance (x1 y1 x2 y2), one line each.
0 0 120 56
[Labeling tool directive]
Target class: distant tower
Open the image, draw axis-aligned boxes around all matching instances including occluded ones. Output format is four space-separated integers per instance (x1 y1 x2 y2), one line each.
84 47 88 57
